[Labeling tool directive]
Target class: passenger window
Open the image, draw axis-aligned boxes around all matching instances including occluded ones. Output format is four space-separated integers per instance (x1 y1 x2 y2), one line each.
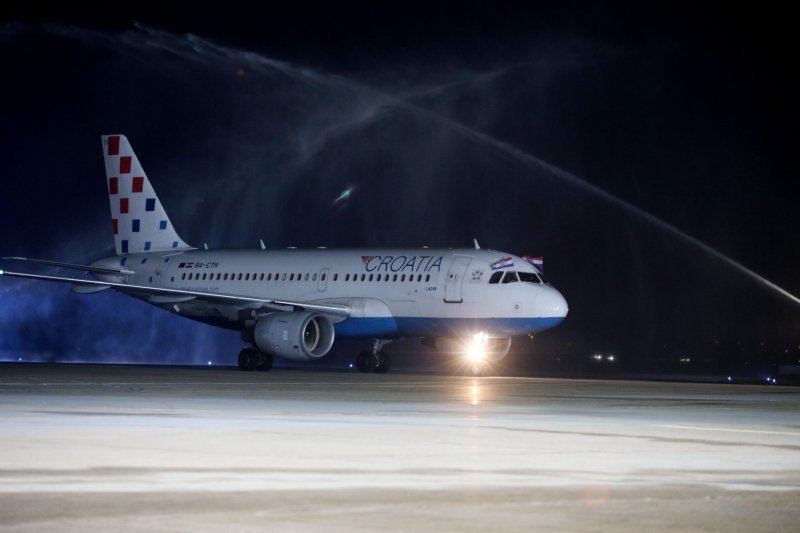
259 273 264 281
333 273 338 281
281 273 286 281
393 274 398 282
425 274 430 282
322 273 327 281
245 273 250 280
237 273 242 280
216 273 221 280
489 272 503 284
417 274 422 282
377 274 382 282
290 273 294 281
361 274 366 281
312 273 317 281
345 274 350 281
181 273 186 280
369 274 374 282
304 273 309 281
502 271 519 283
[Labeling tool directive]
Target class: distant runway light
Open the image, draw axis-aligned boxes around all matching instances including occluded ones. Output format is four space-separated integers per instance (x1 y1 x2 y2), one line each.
207 361 212 365
349 363 353 368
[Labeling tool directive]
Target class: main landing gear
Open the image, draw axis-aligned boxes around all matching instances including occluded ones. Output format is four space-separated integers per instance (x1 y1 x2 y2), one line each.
238 347 273 372
356 339 392 373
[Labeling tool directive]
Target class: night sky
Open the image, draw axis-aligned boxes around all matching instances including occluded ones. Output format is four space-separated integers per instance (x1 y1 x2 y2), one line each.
1 3 798 376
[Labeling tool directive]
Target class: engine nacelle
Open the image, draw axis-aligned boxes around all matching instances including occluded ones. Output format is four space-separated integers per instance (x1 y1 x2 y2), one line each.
254 312 335 361
434 336 512 362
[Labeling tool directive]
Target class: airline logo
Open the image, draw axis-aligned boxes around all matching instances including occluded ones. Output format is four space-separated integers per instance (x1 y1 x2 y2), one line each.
362 255 444 273
490 256 514 270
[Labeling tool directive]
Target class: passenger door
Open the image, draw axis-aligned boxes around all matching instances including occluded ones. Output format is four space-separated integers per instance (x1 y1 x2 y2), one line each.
444 256 472 303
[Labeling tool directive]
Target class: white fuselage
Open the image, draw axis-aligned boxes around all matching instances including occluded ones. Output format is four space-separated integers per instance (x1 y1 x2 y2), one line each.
93 248 568 339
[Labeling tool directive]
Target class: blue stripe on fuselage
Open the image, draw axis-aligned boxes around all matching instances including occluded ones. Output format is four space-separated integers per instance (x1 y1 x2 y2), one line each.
333 316 565 339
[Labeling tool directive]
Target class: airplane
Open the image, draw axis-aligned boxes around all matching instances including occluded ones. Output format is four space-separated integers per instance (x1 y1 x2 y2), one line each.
0 135 568 374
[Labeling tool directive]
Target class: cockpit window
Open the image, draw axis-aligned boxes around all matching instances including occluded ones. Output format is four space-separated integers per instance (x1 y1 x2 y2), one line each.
489 272 503 284
501 271 519 283
518 272 541 283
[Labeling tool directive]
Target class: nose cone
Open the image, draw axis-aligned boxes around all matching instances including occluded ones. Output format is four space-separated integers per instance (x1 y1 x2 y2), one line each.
538 287 569 319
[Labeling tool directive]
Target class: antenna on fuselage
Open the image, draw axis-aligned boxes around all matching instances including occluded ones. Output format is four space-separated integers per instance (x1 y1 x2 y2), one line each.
473 238 481 250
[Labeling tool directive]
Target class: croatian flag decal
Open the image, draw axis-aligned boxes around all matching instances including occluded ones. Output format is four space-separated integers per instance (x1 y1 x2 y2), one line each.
523 256 544 272
490 256 514 270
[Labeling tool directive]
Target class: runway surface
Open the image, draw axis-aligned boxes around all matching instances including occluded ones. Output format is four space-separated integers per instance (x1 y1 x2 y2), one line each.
1 363 799 531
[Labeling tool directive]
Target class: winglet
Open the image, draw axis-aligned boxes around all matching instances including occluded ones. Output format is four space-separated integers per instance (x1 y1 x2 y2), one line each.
473 238 481 250
260 239 266 250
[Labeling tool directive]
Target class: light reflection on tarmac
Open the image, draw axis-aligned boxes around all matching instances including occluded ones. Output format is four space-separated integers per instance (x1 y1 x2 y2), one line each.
1 363 798 531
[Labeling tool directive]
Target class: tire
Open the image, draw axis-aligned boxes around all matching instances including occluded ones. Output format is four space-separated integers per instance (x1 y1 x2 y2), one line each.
374 352 391 374
356 351 375 373
256 351 273 372
238 348 258 371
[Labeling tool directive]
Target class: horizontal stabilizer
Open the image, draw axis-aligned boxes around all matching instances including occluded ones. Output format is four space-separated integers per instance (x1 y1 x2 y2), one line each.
2 257 134 275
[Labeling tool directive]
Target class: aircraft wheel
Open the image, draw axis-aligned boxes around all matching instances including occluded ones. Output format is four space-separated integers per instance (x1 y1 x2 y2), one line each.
238 348 259 371
256 351 273 372
374 352 391 374
356 351 374 373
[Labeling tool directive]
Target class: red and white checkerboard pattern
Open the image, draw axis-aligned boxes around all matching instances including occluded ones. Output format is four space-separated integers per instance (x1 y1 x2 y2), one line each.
102 135 190 255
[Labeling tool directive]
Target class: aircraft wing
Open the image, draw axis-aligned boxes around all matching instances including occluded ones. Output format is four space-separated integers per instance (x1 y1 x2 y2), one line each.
0 269 351 317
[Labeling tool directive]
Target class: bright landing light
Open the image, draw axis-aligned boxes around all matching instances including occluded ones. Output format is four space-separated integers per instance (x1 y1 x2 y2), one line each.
467 332 489 363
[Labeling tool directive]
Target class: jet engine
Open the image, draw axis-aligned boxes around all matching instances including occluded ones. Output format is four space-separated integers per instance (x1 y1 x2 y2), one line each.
254 312 335 361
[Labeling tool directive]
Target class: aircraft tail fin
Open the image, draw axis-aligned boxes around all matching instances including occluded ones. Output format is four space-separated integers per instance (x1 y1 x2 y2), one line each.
101 135 192 255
